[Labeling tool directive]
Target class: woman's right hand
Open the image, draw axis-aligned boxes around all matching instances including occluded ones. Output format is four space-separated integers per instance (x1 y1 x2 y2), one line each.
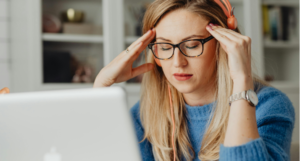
93 28 156 88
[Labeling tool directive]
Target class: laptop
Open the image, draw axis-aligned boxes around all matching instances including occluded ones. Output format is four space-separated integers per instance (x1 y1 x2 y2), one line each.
0 87 141 161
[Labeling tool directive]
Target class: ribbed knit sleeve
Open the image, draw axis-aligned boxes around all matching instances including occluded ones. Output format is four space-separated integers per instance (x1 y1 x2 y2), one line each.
219 87 295 161
130 101 155 161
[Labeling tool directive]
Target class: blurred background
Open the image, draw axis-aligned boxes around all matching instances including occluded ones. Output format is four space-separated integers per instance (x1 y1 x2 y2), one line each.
0 0 299 160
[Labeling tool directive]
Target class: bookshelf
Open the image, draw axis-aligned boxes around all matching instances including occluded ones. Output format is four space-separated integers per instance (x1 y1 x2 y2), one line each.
9 0 299 104
7 0 255 101
261 0 299 86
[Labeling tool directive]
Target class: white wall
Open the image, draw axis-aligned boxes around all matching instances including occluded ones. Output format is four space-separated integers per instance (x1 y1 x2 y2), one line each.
0 0 10 89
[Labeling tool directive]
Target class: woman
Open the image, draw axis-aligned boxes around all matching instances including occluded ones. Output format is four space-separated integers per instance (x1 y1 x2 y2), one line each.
93 0 295 160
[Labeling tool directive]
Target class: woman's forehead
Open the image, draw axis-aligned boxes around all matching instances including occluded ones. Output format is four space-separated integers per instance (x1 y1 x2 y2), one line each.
155 9 209 41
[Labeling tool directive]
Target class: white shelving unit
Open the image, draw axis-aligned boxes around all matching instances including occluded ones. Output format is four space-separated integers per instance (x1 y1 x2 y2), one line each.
262 0 299 6
42 33 104 43
9 0 299 111
262 0 299 85
264 40 299 48
7 0 261 98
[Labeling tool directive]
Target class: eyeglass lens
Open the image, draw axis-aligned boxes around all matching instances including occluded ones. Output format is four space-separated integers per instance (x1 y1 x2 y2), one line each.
152 40 203 59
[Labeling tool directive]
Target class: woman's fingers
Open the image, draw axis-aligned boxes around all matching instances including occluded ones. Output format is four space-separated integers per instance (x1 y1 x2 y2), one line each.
127 29 155 51
131 63 154 78
211 25 252 57
126 29 156 61
0 87 9 94
209 24 251 46
134 29 156 56
211 25 240 42
125 41 144 62
206 25 232 47
93 29 156 87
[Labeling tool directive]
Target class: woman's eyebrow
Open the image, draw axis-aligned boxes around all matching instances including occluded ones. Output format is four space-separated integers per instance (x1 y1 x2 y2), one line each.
156 34 206 42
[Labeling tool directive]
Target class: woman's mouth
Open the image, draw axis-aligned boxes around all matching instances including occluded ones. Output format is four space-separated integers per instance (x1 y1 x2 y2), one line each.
173 73 193 81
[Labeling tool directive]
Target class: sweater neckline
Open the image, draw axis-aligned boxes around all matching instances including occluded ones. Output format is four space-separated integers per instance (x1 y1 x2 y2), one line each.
184 101 216 120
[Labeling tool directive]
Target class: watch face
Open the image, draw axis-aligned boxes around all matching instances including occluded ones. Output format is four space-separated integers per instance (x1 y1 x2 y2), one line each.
248 90 258 106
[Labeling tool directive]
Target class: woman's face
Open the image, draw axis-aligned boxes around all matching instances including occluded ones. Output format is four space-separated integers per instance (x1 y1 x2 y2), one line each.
155 9 217 95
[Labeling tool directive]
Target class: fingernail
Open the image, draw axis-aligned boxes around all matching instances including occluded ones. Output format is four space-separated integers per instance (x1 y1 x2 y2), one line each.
209 23 214 27
207 25 213 31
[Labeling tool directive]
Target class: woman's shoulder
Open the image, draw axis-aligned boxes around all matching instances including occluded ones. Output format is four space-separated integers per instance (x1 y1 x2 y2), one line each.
255 83 295 123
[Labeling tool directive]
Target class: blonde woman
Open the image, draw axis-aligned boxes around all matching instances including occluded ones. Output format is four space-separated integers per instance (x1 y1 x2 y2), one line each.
93 0 295 160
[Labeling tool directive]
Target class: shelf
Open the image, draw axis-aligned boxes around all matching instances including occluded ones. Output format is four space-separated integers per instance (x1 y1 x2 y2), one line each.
42 33 103 43
264 40 299 48
269 81 299 93
125 0 243 4
262 0 299 6
229 0 243 4
39 82 141 94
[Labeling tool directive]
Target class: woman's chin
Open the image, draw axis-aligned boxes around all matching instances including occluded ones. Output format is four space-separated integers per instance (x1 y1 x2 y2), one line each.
173 84 195 94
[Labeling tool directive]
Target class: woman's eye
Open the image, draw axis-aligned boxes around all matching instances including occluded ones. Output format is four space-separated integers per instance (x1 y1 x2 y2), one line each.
186 45 199 49
160 46 171 51
159 47 172 51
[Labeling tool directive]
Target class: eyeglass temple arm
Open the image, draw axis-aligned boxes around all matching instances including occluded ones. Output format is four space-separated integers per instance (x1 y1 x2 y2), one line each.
203 36 214 44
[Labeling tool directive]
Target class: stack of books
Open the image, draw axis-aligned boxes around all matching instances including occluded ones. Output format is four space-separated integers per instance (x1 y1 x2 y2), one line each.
262 5 298 42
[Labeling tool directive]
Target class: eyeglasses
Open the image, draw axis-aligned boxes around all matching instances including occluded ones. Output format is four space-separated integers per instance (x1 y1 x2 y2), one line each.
148 35 214 60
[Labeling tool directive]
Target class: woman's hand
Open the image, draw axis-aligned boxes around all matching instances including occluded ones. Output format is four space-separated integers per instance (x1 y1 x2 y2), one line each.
0 87 9 94
206 23 252 83
93 29 156 88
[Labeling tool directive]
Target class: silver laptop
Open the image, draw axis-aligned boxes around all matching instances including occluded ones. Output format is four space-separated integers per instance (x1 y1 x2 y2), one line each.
0 87 141 161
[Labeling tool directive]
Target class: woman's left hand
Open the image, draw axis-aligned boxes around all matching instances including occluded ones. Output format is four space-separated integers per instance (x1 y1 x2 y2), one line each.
206 23 252 83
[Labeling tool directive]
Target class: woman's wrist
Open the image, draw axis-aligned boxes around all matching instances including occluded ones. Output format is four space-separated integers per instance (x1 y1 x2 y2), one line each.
232 78 254 94
93 72 113 88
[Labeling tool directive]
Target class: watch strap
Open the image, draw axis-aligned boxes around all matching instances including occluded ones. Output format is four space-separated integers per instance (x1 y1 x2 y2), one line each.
229 90 247 106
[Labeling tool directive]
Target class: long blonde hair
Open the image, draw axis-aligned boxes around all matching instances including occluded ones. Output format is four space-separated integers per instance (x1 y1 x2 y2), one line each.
140 0 268 160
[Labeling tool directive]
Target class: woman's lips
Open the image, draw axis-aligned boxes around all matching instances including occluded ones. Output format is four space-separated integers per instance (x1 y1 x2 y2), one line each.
173 73 193 81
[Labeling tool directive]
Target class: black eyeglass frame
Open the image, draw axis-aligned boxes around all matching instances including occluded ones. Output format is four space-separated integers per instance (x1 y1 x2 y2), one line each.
148 35 214 60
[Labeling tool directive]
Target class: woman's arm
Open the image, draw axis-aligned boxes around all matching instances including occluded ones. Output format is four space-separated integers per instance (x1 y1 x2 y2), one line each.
224 79 259 146
220 87 295 161
206 23 261 146
206 23 295 160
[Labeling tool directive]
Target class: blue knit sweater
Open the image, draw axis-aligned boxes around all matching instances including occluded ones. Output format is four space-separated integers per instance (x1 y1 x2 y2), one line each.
130 84 295 161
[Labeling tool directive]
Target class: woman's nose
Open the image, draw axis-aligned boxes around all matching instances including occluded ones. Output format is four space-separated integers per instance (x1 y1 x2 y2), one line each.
173 47 187 68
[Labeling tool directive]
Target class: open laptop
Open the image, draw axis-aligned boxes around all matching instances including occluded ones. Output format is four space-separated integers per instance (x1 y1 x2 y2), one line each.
0 87 141 161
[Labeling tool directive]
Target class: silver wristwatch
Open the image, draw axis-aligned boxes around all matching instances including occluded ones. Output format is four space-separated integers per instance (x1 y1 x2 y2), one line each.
229 89 258 107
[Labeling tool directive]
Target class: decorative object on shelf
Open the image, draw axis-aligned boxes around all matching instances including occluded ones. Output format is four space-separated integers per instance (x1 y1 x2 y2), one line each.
72 65 93 83
43 14 62 33
61 8 85 23
43 50 95 83
128 3 148 36
63 23 103 35
43 50 76 83
264 75 274 82
262 5 298 42
60 8 102 35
